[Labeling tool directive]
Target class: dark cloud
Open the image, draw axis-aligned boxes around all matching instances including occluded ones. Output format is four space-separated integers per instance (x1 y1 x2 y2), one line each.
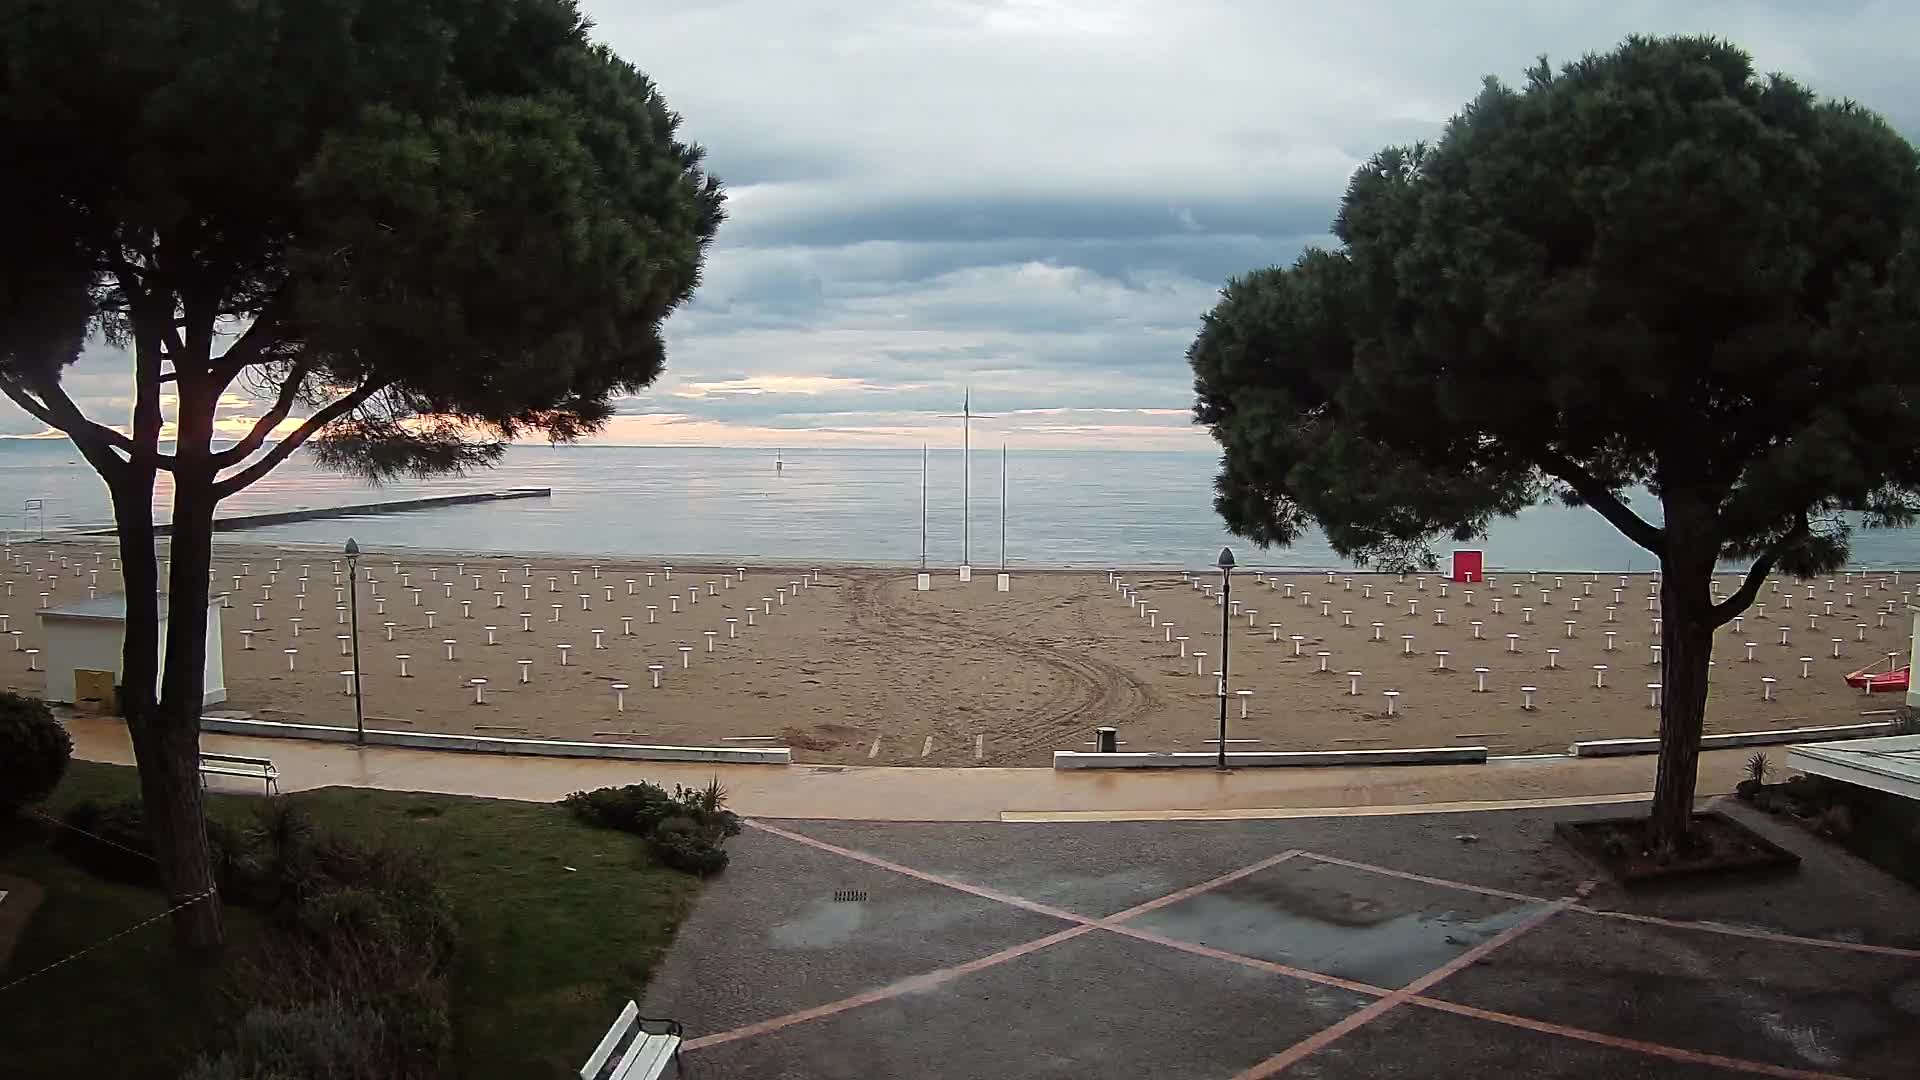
8 2 1919 448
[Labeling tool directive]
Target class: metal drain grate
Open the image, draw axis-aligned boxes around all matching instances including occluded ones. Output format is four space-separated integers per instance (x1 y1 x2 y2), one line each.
833 889 868 903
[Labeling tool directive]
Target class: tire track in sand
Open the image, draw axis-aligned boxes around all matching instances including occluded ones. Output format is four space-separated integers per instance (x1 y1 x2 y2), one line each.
845 573 1158 761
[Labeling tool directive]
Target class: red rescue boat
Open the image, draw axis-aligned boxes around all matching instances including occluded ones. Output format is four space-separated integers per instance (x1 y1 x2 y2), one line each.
1844 653 1910 693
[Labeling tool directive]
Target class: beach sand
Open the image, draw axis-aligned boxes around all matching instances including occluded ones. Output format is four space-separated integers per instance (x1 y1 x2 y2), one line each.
2 541 1911 766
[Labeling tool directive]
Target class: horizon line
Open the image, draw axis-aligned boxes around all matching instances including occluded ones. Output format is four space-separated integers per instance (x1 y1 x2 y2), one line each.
0 434 1218 454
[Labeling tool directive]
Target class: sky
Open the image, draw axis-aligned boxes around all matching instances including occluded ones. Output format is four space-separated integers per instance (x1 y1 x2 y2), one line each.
7 0 1920 451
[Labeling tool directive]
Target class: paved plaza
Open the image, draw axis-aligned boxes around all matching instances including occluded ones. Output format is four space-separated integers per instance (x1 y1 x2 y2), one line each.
645 802 1920 1078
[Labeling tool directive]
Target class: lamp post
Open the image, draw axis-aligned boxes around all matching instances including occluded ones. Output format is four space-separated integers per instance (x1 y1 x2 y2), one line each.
1216 546 1234 770
345 538 365 744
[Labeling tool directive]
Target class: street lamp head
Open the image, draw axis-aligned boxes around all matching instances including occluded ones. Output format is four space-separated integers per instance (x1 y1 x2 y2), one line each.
1217 547 1236 571
344 537 360 558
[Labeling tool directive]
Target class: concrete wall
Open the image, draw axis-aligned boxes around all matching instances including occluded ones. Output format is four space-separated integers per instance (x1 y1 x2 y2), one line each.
1571 721 1895 758
1053 746 1488 769
199 715 791 764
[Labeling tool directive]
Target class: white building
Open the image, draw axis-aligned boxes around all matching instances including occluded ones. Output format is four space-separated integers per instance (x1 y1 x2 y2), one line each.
36 593 226 707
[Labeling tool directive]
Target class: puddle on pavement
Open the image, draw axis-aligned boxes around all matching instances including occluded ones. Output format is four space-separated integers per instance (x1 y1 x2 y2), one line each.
769 899 866 950
1135 876 1538 988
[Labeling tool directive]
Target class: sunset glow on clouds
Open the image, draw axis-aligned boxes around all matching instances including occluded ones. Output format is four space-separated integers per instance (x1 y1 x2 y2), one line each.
7 2 1918 452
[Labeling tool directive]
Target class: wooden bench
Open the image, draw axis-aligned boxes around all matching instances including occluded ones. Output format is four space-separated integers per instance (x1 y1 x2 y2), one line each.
581 1001 683 1079
198 752 278 795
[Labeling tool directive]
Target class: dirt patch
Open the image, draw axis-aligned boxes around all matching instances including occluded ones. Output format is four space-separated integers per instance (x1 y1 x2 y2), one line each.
781 727 844 752
1556 812 1802 884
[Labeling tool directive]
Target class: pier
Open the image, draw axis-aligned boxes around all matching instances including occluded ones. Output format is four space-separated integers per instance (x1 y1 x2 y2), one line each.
75 487 552 536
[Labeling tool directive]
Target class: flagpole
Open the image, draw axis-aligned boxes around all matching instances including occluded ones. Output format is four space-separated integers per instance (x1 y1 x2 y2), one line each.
962 389 971 567
1000 443 1007 572
920 444 928 570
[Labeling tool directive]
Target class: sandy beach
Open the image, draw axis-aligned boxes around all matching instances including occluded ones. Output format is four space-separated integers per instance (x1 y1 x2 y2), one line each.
1 539 1912 765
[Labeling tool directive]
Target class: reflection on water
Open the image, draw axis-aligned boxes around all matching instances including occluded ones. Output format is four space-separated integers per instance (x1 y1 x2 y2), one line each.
3 441 1918 569
769 899 865 950
1134 883 1537 988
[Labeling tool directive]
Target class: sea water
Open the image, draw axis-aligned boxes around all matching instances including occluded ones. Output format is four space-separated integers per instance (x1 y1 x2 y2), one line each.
2 440 1916 570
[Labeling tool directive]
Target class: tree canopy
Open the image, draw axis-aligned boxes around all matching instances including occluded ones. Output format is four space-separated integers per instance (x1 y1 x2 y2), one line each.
0 0 723 945
1189 35 1920 849
1196 37 1920 582
2 0 723 482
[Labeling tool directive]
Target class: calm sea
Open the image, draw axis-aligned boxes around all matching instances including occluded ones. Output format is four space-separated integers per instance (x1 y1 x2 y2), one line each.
1 440 1915 571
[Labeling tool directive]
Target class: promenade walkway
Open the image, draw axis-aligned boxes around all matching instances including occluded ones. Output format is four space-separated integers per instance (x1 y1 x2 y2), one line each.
67 716 1755 821
63 718 1920 1075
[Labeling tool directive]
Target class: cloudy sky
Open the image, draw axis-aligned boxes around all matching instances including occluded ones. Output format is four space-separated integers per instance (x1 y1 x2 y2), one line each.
8 0 1919 450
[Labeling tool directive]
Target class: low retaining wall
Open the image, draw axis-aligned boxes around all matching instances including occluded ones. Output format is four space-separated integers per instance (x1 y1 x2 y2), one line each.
199 715 790 764
1052 746 1488 769
1570 721 1897 758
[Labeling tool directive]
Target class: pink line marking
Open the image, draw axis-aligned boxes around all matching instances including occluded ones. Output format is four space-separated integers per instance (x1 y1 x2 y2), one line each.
1569 905 1920 959
1100 922 1392 999
748 820 1087 924
723 823 1899 1076
1233 895 1579 1079
692 831 1331 1053
683 924 1096 1051
1302 849 1920 959
1102 849 1303 921
1408 997 1857 1080
1295 851 1547 903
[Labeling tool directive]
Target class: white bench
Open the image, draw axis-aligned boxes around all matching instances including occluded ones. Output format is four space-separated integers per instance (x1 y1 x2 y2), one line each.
582 1001 683 1080
198 752 278 795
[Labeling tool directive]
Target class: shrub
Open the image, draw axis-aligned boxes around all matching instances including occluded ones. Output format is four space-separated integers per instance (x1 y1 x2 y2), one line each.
0 692 70 815
55 794 456 1076
181 997 392 1080
1814 803 1855 839
56 799 162 884
562 777 740 874
676 778 742 837
54 798 250 892
561 781 678 834
293 836 456 973
563 779 740 837
649 824 730 876
215 828 456 1078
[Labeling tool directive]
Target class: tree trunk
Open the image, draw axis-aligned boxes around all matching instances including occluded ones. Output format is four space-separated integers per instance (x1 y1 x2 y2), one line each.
111 464 225 949
1648 497 1719 856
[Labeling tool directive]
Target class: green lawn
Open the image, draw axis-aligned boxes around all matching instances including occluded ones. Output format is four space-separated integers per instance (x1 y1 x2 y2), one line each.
0 761 705 1078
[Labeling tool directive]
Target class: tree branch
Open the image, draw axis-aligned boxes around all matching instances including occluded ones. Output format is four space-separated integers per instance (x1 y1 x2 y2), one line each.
211 381 388 500
1710 516 1809 628
0 375 145 458
1536 448 1665 556
104 252 146 300
208 290 294 385
0 380 130 479
210 363 311 467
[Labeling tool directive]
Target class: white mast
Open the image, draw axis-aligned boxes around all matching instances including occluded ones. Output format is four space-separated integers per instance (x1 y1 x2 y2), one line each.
941 389 993 567
1000 443 1007 571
